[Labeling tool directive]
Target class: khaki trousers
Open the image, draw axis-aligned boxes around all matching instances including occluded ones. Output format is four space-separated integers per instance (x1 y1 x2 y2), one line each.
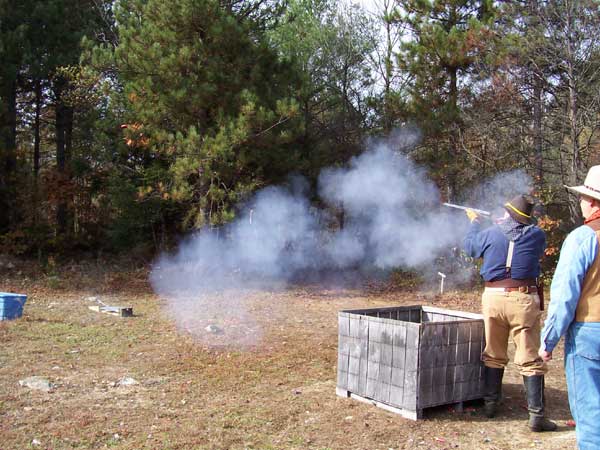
481 289 547 376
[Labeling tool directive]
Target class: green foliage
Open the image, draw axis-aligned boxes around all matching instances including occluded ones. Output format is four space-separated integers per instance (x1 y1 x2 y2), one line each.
110 0 304 230
3 0 600 259
269 0 377 170
0 0 118 253
395 0 497 196
105 172 166 250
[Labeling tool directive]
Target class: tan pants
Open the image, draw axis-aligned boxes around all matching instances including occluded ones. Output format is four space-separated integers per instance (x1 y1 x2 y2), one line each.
481 289 547 376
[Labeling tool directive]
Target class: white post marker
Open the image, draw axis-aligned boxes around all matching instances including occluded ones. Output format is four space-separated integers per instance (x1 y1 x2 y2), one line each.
438 272 446 294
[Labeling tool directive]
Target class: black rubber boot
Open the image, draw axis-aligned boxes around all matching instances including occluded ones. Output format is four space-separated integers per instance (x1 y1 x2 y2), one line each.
523 375 557 432
483 367 504 418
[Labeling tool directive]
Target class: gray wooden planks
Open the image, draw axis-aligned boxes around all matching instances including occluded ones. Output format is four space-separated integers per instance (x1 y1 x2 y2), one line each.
336 305 485 417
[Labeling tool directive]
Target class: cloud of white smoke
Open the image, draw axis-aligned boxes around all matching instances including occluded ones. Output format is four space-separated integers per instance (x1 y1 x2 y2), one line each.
150 129 534 347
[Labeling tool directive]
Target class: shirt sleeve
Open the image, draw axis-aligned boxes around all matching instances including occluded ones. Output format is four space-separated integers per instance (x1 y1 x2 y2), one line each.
463 221 483 258
541 226 599 352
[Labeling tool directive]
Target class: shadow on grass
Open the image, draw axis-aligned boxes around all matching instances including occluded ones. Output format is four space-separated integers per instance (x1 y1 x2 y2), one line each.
423 382 572 424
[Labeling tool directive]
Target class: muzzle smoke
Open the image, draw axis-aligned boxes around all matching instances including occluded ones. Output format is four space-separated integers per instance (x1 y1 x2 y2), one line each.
150 129 533 347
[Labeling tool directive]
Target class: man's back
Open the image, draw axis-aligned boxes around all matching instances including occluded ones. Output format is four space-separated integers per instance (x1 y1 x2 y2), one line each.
463 221 546 281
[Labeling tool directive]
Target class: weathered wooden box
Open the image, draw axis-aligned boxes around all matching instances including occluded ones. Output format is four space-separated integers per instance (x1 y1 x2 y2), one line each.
336 305 485 420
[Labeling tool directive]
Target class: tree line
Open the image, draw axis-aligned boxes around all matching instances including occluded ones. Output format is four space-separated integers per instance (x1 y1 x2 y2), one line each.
1 0 599 260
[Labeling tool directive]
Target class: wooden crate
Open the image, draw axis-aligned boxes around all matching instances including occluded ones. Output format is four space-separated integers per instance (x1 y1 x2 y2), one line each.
336 305 485 420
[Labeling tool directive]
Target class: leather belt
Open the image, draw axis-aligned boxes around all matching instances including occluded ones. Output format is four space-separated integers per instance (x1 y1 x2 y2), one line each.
485 278 536 288
484 278 538 294
485 286 538 294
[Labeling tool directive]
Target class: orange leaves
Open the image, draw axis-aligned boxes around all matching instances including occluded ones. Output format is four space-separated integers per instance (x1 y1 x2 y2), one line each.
121 122 149 148
136 182 170 201
43 169 78 205
537 215 562 259
121 122 143 131
537 215 561 230
136 185 153 200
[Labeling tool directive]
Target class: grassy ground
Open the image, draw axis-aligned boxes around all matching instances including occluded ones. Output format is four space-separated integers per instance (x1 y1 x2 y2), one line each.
0 260 576 449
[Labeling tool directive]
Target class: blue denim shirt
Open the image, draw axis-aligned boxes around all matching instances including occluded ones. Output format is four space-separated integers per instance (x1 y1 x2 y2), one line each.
541 225 599 352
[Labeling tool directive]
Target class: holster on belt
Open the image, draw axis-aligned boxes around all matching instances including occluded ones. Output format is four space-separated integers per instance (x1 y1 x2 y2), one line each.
536 278 544 311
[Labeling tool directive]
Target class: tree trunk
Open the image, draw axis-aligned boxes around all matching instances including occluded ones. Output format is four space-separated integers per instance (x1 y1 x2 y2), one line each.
447 66 459 201
532 74 543 191
56 93 68 235
565 2 582 225
0 78 17 233
33 79 42 228
528 0 544 193
65 105 74 234
530 0 543 190
383 0 393 134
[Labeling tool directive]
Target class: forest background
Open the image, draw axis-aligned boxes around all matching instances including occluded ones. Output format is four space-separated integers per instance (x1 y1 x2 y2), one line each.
2 0 599 277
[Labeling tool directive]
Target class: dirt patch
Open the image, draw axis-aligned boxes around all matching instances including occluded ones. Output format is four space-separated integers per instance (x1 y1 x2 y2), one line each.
0 264 575 449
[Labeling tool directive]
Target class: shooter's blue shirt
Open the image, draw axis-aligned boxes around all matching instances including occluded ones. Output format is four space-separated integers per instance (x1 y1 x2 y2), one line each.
463 221 546 282
541 224 599 353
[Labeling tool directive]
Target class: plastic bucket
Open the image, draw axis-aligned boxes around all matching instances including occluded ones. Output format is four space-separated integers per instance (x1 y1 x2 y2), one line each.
0 292 28 320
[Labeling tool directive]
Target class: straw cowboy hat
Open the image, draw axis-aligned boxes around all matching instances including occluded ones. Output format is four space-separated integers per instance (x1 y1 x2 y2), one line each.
504 194 534 225
565 165 600 202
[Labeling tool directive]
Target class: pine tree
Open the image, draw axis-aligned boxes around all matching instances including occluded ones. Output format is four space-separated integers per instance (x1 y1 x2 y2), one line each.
110 0 302 230
396 0 496 200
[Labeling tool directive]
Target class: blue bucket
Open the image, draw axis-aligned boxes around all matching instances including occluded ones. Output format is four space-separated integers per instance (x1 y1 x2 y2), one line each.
0 292 28 320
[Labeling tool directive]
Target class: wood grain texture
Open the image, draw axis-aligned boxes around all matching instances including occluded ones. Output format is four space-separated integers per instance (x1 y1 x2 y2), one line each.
336 306 486 418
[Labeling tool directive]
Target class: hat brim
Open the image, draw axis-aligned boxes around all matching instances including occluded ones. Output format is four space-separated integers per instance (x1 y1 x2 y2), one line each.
504 206 532 224
564 185 600 201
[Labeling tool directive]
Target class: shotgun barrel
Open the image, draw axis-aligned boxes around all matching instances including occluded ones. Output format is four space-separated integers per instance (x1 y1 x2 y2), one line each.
443 202 491 217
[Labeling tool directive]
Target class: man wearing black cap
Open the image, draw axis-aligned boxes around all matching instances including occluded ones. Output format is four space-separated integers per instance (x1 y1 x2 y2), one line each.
463 195 556 432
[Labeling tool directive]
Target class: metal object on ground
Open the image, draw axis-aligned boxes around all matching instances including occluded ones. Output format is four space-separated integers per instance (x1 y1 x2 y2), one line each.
0 292 27 320
336 305 485 420
87 296 133 317
443 202 491 216
88 305 133 317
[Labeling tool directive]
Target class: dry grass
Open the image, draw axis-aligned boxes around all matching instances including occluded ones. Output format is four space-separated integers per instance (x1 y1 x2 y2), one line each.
0 260 576 449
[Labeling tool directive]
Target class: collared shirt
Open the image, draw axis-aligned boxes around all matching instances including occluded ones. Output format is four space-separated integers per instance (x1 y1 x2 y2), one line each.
541 225 599 352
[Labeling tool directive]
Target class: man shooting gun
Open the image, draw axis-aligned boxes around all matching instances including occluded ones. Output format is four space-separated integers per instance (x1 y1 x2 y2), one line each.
462 195 556 432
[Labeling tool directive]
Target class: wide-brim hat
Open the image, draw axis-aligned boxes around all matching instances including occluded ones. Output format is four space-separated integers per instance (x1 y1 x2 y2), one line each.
504 194 534 225
565 165 600 201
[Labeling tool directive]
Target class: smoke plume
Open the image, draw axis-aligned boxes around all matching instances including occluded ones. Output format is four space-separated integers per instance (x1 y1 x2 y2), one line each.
150 131 534 347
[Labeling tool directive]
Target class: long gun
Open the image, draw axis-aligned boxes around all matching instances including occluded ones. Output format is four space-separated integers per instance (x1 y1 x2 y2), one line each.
443 202 491 217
